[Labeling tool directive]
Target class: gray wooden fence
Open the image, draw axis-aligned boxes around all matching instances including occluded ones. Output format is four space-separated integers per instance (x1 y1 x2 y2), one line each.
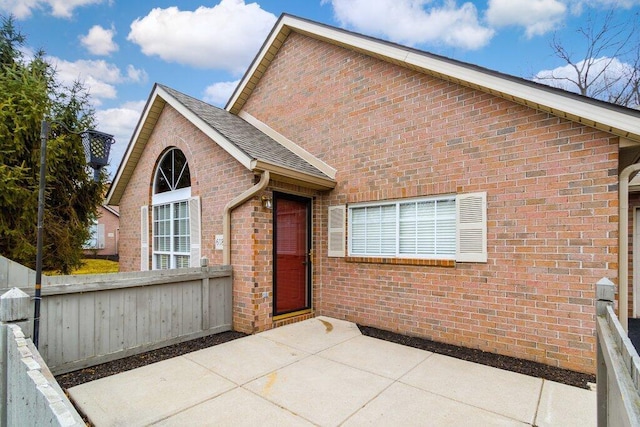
1 288 84 427
596 277 640 426
0 255 35 289
0 263 232 375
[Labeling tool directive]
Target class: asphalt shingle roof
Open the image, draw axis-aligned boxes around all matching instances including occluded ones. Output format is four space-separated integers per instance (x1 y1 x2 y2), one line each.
159 84 329 180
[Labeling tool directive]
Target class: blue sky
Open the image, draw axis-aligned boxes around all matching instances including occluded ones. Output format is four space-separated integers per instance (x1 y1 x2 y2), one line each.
3 0 639 176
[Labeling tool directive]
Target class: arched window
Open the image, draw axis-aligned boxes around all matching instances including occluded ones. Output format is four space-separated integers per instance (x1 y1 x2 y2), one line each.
154 148 191 195
150 148 196 269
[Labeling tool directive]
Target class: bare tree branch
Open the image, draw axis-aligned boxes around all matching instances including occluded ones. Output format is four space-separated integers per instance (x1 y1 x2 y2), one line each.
535 9 640 108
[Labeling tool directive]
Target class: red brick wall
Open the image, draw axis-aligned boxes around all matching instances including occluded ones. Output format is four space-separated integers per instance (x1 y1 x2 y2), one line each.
117 104 268 333
241 32 619 373
236 181 319 333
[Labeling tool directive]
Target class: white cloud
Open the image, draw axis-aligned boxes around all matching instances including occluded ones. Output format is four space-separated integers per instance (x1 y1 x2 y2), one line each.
127 0 276 73
534 56 635 99
95 100 146 177
50 57 146 104
18 44 36 60
486 0 567 38
0 0 105 19
0 0 39 19
52 58 119 100
486 0 640 36
325 0 494 49
203 80 239 106
80 25 118 56
573 0 640 9
126 65 148 83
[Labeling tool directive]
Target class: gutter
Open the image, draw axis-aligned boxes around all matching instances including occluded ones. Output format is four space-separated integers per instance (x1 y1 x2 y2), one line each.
223 170 270 265
619 163 640 332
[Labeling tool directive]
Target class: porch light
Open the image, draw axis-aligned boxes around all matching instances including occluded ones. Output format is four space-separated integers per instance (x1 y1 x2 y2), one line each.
82 129 115 181
262 195 273 210
33 119 115 348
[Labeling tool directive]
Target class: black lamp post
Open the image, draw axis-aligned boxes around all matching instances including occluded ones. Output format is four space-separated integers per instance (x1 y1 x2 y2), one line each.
33 119 115 348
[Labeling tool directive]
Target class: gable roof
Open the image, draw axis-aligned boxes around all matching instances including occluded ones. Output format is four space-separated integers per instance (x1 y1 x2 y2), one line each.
227 14 640 144
106 83 336 205
159 85 331 179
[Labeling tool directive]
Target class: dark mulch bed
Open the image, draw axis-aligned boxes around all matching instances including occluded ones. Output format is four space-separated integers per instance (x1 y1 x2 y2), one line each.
55 331 247 389
359 325 595 389
628 318 640 351
55 324 595 391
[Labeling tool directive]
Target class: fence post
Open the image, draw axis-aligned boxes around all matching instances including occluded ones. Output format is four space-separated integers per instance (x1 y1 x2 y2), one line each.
0 288 31 427
201 261 210 331
596 277 615 427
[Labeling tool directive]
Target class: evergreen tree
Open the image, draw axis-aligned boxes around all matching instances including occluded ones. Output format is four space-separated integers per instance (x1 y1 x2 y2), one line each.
0 15 105 273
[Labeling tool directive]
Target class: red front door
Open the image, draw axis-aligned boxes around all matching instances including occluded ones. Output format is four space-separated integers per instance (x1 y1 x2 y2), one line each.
274 194 310 315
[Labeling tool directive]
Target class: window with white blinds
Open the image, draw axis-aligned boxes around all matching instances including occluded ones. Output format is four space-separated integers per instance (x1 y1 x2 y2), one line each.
153 200 190 270
349 196 457 259
145 147 201 270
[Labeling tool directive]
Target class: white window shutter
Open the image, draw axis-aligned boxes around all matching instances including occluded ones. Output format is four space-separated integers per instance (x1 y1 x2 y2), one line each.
141 205 149 271
456 192 487 263
189 196 201 267
97 223 106 249
328 205 346 257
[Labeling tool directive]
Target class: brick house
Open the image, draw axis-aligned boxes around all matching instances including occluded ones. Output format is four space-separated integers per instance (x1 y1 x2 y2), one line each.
83 204 119 258
106 15 640 374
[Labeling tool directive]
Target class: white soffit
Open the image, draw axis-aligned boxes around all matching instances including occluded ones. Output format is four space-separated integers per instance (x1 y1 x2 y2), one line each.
621 137 640 148
226 20 290 113
227 15 640 142
107 88 165 205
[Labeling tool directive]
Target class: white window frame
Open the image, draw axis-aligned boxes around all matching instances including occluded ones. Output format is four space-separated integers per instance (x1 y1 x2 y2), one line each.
340 192 487 263
348 195 456 260
152 191 191 270
83 220 105 249
148 147 198 270
83 221 98 249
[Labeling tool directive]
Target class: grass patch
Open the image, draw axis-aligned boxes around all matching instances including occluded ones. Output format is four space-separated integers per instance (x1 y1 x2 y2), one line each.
46 259 119 275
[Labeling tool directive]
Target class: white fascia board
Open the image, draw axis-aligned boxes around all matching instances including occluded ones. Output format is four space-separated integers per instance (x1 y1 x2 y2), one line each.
238 110 337 179
103 205 120 217
289 17 410 64
226 16 410 113
293 14 640 138
226 13 640 145
157 87 253 170
251 159 336 189
226 20 289 112
106 87 164 205
406 51 640 137
250 16 640 140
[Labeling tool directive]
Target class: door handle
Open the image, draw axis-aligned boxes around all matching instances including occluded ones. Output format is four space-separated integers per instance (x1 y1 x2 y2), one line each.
302 249 313 265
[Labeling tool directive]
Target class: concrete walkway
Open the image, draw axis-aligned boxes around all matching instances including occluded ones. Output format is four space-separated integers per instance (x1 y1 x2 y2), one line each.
68 316 596 426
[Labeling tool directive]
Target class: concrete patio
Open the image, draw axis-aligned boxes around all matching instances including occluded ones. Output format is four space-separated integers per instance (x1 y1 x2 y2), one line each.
68 316 596 426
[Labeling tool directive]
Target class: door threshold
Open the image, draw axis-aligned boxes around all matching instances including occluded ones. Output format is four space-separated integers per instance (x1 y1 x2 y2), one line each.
273 309 313 322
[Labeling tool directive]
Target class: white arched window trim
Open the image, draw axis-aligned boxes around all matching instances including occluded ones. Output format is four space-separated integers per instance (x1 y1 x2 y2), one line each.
152 187 191 206
140 148 200 271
